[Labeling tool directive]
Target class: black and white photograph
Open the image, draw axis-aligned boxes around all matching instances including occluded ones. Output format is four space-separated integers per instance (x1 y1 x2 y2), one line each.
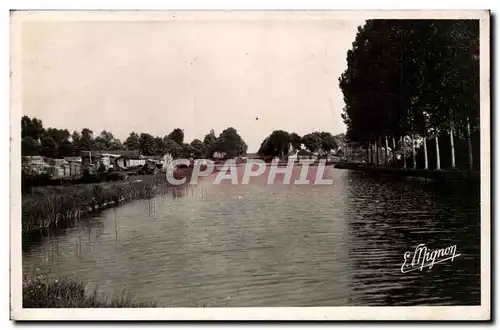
10 9 490 320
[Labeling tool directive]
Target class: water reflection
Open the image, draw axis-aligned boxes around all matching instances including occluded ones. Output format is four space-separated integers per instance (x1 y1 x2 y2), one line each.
344 171 480 306
23 167 480 306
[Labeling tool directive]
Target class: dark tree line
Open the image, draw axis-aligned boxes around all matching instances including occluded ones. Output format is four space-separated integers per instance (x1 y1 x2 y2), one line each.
257 130 341 158
21 116 248 159
339 19 480 170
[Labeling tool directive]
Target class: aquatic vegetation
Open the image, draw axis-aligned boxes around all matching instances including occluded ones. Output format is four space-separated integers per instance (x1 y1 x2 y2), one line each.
23 276 157 308
22 172 191 235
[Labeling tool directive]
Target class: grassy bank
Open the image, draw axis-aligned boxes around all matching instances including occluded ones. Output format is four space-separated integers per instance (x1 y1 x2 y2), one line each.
22 170 192 236
334 162 480 182
23 276 157 308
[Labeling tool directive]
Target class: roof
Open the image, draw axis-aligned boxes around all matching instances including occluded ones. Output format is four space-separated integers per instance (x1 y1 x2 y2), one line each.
101 153 123 158
213 151 227 158
25 155 45 160
80 150 141 159
146 155 164 161
48 158 69 165
22 156 47 164
64 157 82 162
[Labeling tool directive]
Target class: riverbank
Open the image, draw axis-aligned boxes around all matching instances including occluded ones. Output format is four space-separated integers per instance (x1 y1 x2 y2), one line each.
23 276 157 308
22 170 192 237
333 162 480 182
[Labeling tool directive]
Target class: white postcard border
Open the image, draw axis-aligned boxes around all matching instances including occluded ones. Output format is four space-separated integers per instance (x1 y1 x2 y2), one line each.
9 9 491 321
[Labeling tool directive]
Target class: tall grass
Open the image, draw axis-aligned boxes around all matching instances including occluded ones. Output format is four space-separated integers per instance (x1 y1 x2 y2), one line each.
22 172 191 236
23 276 157 308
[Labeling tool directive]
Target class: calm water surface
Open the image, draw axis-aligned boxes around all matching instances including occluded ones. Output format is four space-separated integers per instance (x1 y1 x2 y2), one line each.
23 166 480 306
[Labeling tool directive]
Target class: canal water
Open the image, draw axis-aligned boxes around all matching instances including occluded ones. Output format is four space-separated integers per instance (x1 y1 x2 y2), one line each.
22 166 481 306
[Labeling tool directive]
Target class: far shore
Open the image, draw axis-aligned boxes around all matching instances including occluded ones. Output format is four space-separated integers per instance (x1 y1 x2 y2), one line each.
334 162 480 182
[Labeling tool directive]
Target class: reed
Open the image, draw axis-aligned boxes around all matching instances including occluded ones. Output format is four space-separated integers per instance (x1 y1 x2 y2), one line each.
23 276 158 308
22 172 191 236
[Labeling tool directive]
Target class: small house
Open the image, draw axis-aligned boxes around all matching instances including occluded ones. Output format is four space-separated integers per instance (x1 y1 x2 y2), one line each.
81 150 142 169
289 150 318 161
22 156 51 175
48 158 70 178
111 150 144 169
64 157 82 177
213 151 227 160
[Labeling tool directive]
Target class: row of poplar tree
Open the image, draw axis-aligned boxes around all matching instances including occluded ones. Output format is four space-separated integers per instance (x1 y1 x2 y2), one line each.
339 19 480 171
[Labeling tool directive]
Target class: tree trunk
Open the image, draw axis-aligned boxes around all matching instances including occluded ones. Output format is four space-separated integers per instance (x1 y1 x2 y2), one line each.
435 134 441 170
401 136 406 168
368 141 372 164
411 134 416 169
379 137 382 166
375 139 379 166
392 136 396 166
423 137 428 169
467 116 473 171
371 141 374 165
367 141 371 164
384 136 389 166
450 119 456 168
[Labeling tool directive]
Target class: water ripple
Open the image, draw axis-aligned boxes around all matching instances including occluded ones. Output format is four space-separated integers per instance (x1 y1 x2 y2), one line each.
23 167 480 306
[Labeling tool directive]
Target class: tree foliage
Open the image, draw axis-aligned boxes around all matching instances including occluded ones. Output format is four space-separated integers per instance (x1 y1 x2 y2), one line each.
339 20 479 143
258 130 291 158
258 130 339 158
167 128 184 145
213 127 247 158
190 139 206 159
202 129 217 158
21 116 44 140
338 19 479 169
301 133 322 154
289 133 302 152
124 132 140 150
139 133 156 156
163 138 183 158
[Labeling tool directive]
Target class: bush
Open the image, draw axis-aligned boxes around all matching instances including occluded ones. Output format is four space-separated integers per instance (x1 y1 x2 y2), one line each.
106 172 127 182
97 162 107 173
78 169 101 184
22 170 57 192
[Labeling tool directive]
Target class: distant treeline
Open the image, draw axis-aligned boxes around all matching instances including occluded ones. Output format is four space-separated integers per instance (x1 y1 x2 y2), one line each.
21 116 249 159
257 130 345 159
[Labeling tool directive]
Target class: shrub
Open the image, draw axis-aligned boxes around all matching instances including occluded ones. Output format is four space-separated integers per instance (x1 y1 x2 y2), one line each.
78 169 101 184
97 162 107 173
106 172 127 182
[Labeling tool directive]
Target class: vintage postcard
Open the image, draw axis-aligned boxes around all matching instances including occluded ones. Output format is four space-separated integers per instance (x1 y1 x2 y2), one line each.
10 10 490 320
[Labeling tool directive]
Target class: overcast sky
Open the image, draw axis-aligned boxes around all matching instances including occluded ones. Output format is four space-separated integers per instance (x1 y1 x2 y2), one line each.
21 15 365 152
